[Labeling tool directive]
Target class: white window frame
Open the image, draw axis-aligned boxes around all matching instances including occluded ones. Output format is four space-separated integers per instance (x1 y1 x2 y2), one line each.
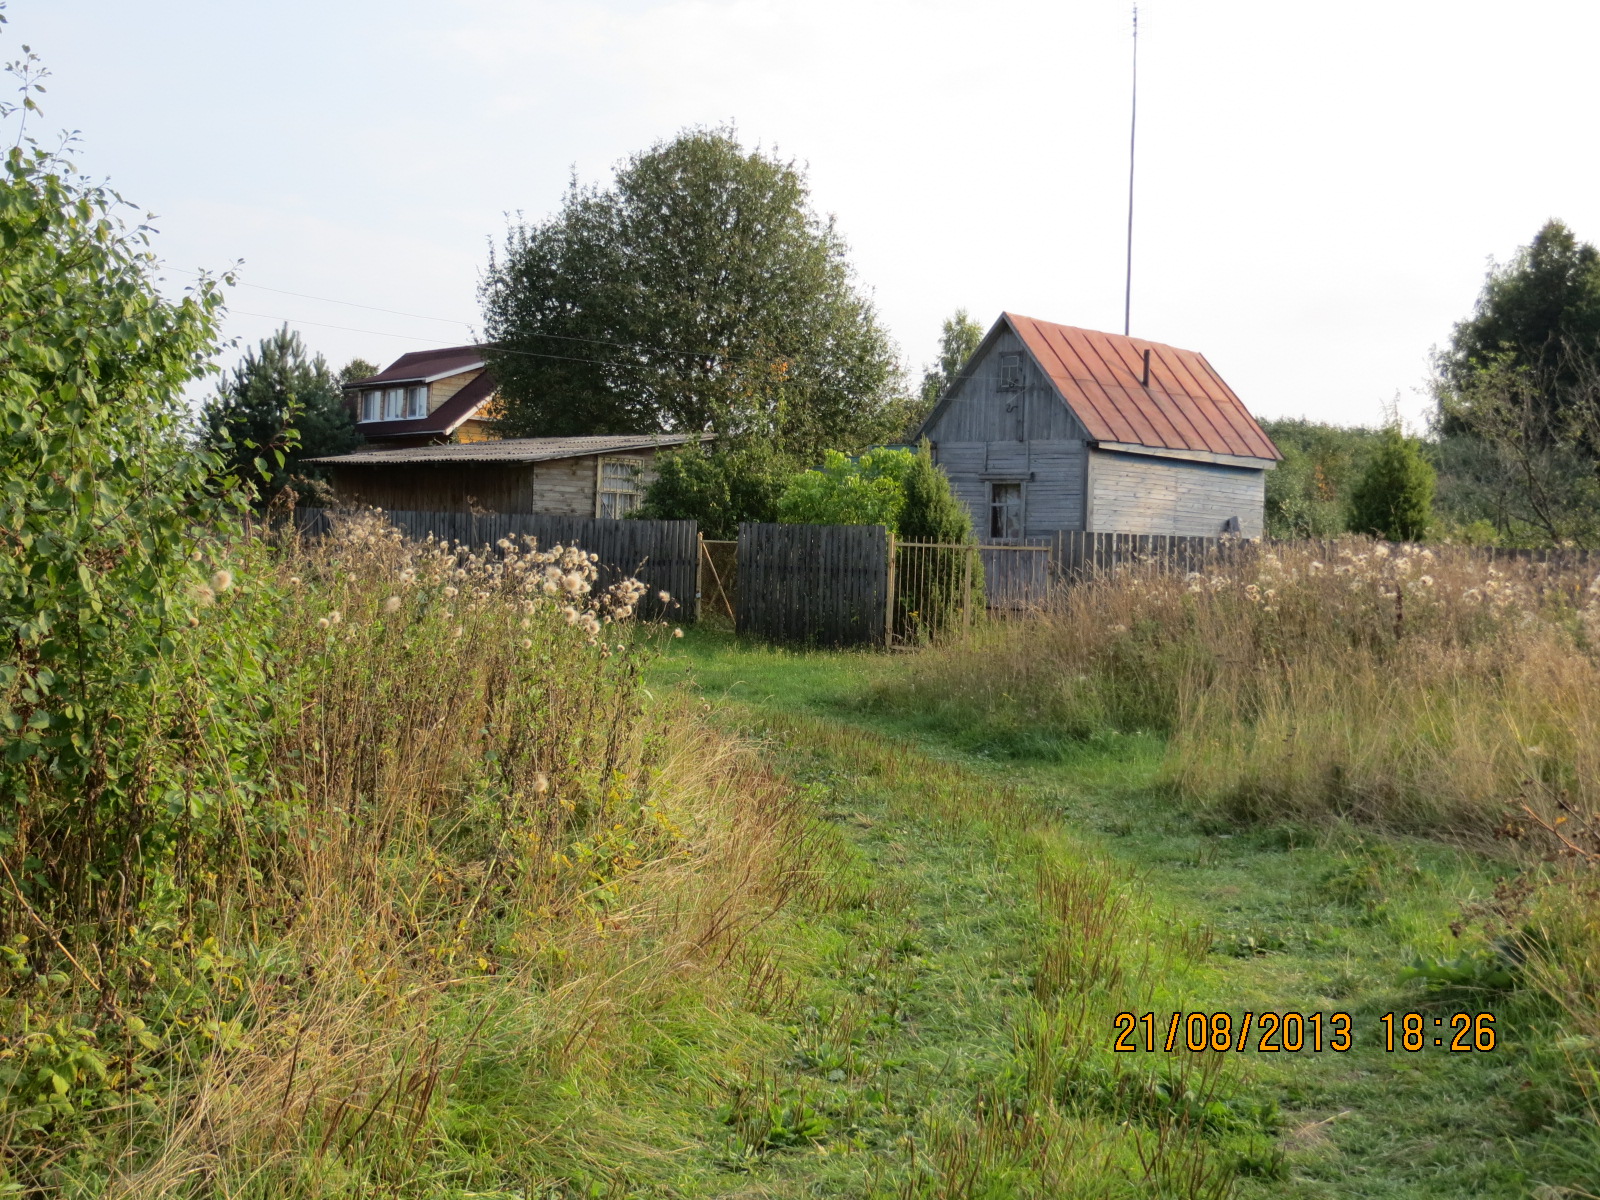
359 390 381 423
405 384 428 419
383 388 405 420
596 456 646 519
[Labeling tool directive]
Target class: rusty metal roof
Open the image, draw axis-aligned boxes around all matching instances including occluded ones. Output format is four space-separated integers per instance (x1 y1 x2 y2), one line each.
346 345 487 387
1005 314 1281 461
307 433 709 467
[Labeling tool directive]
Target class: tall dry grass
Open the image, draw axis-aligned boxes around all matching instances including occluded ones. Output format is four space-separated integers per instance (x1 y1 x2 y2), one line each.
1 512 835 1197
883 538 1600 841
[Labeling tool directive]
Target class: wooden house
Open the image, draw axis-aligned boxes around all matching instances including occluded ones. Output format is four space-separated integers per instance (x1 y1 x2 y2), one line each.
307 434 708 517
343 345 500 449
915 314 1281 539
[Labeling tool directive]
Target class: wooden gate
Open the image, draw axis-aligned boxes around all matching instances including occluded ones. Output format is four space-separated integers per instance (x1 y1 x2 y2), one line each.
736 523 891 646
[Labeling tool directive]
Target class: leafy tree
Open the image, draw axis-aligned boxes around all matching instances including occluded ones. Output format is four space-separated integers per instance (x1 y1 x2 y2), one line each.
776 448 916 529
0 63 274 936
633 443 793 540
480 128 908 463
1259 418 1386 538
1347 428 1436 542
918 308 985 409
1437 220 1600 439
339 356 381 385
199 325 361 503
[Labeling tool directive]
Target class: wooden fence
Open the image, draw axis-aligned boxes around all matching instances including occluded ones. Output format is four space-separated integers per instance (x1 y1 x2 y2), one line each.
736 523 890 647
296 508 700 622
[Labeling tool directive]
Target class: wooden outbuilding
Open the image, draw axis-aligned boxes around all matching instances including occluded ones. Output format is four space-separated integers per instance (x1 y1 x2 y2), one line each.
915 314 1281 539
307 434 707 518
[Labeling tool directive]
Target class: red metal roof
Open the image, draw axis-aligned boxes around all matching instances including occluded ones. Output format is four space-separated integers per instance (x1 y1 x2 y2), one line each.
347 345 487 387
1005 314 1281 461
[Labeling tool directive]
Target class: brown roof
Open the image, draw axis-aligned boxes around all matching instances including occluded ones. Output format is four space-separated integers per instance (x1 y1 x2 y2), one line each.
347 345 487 387
307 433 709 467
1003 314 1280 461
351 369 496 441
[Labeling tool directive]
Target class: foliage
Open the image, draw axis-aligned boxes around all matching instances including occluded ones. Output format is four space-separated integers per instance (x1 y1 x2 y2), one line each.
1259 418 1384 538
0 83 277 940
776 448 915 530
1437 220 1600 440
198 324 361 504
481 127 909 463
1433 354 1600 547
633 443 794 540
1347 427 1435 541
917 308 985 411
337 356 380 385
899 443 974 543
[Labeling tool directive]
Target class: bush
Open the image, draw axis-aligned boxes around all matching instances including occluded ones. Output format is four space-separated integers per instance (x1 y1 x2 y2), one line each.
633 443 792 539
0 121 271 940
1348 428 1436 541
776 448 915 528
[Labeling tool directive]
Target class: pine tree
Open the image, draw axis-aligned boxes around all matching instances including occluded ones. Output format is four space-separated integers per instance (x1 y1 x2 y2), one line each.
199 325 360 503
1347 428 1435 542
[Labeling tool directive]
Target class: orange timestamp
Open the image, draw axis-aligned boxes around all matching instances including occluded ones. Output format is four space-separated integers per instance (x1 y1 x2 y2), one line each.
1113 1011 1499 1054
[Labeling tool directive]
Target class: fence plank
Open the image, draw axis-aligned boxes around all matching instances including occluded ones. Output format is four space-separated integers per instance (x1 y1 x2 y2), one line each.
297 507 699 622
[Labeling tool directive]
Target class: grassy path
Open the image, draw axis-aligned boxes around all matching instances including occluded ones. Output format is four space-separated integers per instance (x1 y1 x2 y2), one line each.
644 632 1595 1199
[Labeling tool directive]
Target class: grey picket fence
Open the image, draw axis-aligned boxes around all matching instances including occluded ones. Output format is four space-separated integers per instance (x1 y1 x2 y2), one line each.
295 508 699 622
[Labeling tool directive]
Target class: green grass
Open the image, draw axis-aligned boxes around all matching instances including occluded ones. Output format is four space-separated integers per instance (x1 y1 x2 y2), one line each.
634 629 1600 1198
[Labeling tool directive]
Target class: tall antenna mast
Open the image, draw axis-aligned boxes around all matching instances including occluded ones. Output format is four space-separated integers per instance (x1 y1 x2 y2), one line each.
1123 5 1138 337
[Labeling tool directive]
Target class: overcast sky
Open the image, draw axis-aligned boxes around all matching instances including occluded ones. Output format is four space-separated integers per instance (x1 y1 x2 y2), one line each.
22 0 1600 431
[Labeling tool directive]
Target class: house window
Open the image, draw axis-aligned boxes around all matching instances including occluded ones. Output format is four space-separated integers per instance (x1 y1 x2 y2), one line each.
359 391 381 422
383 388 406 420
989 481 1023 540
405 385 428 418
998 352 1024 392
598 457 645 518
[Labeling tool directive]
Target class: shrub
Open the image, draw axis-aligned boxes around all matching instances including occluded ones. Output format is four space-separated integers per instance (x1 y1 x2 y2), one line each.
776 448 915 529
633 443 792 539
0 117 271 939
1348 427 1436 541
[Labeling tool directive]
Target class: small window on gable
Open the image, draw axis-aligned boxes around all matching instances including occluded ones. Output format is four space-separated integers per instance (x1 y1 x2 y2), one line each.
598 456 645 519
405 385 428 419
989 481 1023 541
997 352 1024 392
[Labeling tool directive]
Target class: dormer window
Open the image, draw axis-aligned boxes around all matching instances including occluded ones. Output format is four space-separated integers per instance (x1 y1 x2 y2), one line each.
360 385 427 422
997 352 1024 392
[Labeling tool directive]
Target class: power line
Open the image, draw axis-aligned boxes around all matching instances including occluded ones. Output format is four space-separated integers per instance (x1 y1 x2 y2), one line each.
160 263 731 361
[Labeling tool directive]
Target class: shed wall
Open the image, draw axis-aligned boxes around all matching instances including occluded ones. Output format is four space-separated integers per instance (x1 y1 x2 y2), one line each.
1087 450 1265 537
326 448 664 516
923 329 1090 537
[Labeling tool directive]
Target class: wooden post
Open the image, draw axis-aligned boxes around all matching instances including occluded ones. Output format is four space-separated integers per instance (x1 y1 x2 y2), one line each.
884 529 896 648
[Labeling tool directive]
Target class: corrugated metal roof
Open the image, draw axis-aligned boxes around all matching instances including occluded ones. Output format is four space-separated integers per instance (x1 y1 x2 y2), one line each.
347 345 487 387
308 433 708 467
1005 314 1281 461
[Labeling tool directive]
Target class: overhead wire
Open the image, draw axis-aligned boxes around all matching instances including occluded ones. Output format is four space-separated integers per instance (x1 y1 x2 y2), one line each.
158 263 735 362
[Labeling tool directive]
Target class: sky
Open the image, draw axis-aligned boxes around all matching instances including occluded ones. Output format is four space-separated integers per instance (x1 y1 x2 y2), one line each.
20 0 1600 431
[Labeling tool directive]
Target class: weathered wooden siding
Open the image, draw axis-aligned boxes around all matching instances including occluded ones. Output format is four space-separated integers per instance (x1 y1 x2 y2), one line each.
923 329 1091 539
1087 449 1265 537
325 449 665 516
922 327 1087 443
